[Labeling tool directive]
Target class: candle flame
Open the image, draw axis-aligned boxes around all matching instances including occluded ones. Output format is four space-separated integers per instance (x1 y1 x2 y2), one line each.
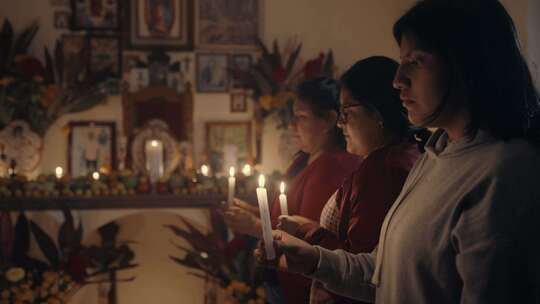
280 181 286 194
151 140 159 147
229 166 235 177
258 174 265 188
242 164 252 176
55 166 63 179
92 172 100 181
201 164 209 176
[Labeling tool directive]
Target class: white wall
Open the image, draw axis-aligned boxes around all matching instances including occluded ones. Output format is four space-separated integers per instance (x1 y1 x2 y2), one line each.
528 0 540 89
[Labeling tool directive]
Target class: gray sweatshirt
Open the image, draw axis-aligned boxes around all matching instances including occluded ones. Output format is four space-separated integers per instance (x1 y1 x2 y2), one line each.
310 129 540 303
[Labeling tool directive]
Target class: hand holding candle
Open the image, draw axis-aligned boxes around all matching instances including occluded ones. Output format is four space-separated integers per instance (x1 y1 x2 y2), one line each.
279 181 288 216
255 174 276 260
228 166 236 204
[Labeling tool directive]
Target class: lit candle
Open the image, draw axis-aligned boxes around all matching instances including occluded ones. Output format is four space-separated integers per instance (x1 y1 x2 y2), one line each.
145 139 164 184
228 166 236 204
92 171 100 181
55 166 64 179
201 164 210 177
242 164 252 176
256 174 276 260
279 181 288 216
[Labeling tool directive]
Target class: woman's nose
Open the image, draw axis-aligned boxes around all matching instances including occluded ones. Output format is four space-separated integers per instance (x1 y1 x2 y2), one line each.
393 65 410 90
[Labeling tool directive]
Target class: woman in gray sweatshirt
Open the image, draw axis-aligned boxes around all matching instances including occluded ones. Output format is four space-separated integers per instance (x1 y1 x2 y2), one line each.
256 1 540 303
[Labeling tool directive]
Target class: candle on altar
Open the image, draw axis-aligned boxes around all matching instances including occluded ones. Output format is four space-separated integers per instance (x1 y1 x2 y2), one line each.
145 139 164 184
256 174 276 260
55 166 64 179
242 164 252 176
92 171 100 181
228 166 236 204
279 181 288 216
200 164 210 177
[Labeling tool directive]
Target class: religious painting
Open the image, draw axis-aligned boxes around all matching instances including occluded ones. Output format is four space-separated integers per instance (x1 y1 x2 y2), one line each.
54 11 71 29
89 35 121 78
68 121 116 177
231 54 253 88
71 0 120 30
0 120 43 176
197 0 261 49
206 121 252 174
129 0 194 50
230 92 247 113
62 34 89 84
196 53 229 92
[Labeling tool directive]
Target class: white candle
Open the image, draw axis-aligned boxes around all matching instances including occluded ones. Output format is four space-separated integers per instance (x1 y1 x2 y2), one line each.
256 174 276 260
242 164 252 176
201 164 210 177
145 139 164 184
55 166 64 179
228 166 236 204
92 172 100 181
279 181 288 216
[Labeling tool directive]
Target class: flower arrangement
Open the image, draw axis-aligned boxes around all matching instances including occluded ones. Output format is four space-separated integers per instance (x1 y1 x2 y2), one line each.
165 209 267 304
0 19 109 136
0 210 137 303
246 38 336 129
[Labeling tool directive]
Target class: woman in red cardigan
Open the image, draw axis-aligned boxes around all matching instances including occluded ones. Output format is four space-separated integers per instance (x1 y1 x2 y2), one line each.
224 77 361 304
278 57 426 304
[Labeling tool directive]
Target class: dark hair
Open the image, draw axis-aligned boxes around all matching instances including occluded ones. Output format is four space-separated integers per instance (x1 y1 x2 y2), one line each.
295 76 346 148
340 56 427 146
393 0 540 144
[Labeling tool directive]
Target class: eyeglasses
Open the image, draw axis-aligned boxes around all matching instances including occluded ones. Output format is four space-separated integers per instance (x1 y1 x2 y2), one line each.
338 103 363 124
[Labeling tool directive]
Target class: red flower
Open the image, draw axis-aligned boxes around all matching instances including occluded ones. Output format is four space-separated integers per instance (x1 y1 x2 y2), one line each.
271 67 287 85
15 55 44 79
66 254 89 283
304 53 325 79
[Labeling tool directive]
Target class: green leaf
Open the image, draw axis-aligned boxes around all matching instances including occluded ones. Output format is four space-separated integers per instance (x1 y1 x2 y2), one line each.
285 43 302 80
29 220 59 267
272 39 282 68
322 49 335 77
44 47 56 84
14 21 38 55
12 212 30 261
54 39 64 84
58 208 76 256
0 19 14 71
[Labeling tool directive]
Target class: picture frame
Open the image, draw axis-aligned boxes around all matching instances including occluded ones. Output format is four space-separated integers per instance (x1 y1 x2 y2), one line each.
129 0 194 51
196 0 262 49
68 121 117 177
89 35 122 78
231 54 253 88
61 34 90 84
206 121 252 174
196 53 229 93
54 11 71 29
230 92 248 113
71 0 120 31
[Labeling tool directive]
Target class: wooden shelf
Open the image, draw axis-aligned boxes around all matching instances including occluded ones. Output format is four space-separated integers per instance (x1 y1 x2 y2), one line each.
0 194 234 211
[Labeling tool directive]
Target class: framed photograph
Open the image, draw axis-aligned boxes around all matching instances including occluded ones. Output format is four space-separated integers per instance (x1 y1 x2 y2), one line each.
129 0 194 50
54 11 71 29
230 92 247 113
231 54 253 88
206 121 252 174
89 35 121 78
196 0 261 49
68 121 117 177
71 0 120 30
196 53 229 92
62 34 90 84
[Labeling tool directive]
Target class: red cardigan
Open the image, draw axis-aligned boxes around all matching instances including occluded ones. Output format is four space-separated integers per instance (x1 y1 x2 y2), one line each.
270 149 361 304
298 141 420 303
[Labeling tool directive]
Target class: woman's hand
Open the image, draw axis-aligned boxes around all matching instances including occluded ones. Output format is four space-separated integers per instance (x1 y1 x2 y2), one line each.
224 205 262 237
255 230 320 275
277 215 318 236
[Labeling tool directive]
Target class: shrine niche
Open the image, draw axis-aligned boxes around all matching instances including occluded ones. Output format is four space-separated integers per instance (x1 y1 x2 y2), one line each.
122 83 194 171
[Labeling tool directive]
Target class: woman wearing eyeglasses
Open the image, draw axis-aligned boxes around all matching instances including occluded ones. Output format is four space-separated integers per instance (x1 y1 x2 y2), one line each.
277 56 426 304
224 76 361 304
